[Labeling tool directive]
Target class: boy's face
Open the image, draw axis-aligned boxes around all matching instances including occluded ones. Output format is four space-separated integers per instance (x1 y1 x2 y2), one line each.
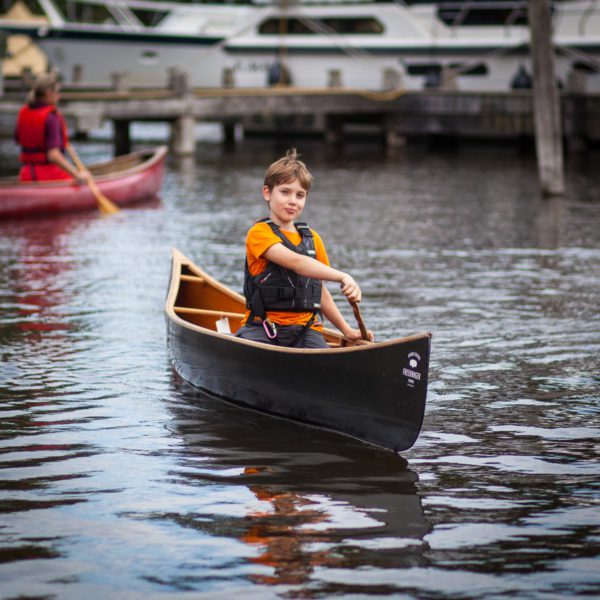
263 178 308 227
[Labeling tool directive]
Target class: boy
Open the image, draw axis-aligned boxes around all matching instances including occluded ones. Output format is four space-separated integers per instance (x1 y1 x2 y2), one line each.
236 148 373 348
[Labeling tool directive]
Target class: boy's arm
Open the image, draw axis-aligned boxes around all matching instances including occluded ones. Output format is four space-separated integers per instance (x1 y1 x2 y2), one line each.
321 286 374 342
263 243 361 303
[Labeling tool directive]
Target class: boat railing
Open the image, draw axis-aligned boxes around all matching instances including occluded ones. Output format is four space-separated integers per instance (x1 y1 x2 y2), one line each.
105 2 143 31
580 0 599 36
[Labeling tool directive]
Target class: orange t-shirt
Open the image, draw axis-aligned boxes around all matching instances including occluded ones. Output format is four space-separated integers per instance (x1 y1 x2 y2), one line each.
242 221 329 330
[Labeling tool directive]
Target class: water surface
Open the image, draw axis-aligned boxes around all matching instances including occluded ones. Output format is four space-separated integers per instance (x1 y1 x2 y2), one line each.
0 133 599 599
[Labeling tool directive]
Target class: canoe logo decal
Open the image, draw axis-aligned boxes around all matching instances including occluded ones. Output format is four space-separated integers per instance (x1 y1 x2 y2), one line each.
403 352 421 387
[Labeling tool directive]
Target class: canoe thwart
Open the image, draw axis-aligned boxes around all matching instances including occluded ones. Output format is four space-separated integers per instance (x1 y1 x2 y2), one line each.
180 275 206 283
174 307 245 319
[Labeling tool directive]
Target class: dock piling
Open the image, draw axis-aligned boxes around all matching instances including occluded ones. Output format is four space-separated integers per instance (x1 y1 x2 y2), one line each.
223 121 236 145
111 72 129 92
382 68 402 91
529 0 565 195
222 68 235 88
72 64 83 84
327 69 342 88
170 114 196 156
325 115 343 145
114 120 131 156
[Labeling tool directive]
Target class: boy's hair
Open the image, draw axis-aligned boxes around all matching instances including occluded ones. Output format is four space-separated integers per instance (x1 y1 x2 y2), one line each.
263 148 313 192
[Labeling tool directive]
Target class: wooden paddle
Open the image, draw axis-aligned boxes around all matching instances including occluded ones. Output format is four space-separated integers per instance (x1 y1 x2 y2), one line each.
349 300 371 342
66 143 120 215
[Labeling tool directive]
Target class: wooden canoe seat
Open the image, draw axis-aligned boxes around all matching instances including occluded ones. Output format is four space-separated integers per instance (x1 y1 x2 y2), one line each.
174 307 245 319
180 275 205 283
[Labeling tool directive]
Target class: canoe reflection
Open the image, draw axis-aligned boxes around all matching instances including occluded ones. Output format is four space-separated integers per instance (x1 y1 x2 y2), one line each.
167 381 432 585
1 214 91 338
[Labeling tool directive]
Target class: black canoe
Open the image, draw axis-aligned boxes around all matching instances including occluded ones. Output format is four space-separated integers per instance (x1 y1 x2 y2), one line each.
165 249 432 453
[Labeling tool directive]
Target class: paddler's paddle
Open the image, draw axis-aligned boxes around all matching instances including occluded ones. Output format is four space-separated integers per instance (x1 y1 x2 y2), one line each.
66 143 120 215
349 300 371 342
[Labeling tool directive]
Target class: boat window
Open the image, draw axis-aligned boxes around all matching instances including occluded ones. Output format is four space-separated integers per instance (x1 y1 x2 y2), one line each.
437 5 528 27
53 0 117 25
130 8 169 28
406 64 441 76
406 63 488 77
258 17 384 35
140 49 160 64
572 61 599 74
450 62 489 76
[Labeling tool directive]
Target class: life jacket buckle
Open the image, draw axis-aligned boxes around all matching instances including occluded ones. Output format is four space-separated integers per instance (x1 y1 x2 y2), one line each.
263 319 278 339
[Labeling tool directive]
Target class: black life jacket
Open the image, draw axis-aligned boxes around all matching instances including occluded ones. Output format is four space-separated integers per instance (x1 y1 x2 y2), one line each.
244 218 322 322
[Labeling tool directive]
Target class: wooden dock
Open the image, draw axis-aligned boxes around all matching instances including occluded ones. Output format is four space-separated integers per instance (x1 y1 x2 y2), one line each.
1 84 598 156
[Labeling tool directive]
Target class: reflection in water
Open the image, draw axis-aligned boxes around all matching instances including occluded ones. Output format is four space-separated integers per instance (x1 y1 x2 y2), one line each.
242 480 335 586
535 194 563 248
166 381 431 589
1 215 89 336
172 156 197 179
0 215 98 564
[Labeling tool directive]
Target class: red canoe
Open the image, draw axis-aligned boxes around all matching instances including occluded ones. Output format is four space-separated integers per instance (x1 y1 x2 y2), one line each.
0 146 167 219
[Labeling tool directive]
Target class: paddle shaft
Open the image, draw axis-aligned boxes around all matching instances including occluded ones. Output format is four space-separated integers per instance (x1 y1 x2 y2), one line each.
66 144 120 215
350 301 370 341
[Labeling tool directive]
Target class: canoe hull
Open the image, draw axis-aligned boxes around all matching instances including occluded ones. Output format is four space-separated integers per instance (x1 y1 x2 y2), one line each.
0 147 167 219
168 320 430 452
166 248 431 452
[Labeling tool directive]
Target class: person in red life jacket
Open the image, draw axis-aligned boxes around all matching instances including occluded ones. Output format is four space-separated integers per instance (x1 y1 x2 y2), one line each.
15 73 90 182
236 148 374 348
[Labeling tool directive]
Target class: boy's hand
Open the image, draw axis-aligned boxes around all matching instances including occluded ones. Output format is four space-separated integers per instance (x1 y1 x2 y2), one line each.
340 274 361 303
342 327 375 342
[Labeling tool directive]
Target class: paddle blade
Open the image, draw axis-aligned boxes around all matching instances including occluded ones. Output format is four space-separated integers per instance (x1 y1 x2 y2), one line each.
96 190 120 215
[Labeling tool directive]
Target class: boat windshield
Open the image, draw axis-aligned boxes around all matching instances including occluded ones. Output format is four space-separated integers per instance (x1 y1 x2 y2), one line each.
258 16 384 35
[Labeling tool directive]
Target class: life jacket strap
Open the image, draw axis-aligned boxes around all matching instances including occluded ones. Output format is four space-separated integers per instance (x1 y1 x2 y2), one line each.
290 310 320 347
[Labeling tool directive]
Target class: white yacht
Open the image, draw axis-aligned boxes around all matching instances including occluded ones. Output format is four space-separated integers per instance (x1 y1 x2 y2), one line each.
1 0 599 91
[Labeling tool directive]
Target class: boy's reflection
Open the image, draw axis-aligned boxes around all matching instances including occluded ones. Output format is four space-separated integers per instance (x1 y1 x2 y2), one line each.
242 468 337 585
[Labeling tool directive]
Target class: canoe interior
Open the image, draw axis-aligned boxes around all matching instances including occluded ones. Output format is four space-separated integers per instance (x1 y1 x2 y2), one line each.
173 262 366 348
89 151 151 177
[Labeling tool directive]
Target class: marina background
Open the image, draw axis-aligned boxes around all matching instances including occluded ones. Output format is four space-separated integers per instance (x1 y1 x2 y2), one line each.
1 130 599 597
